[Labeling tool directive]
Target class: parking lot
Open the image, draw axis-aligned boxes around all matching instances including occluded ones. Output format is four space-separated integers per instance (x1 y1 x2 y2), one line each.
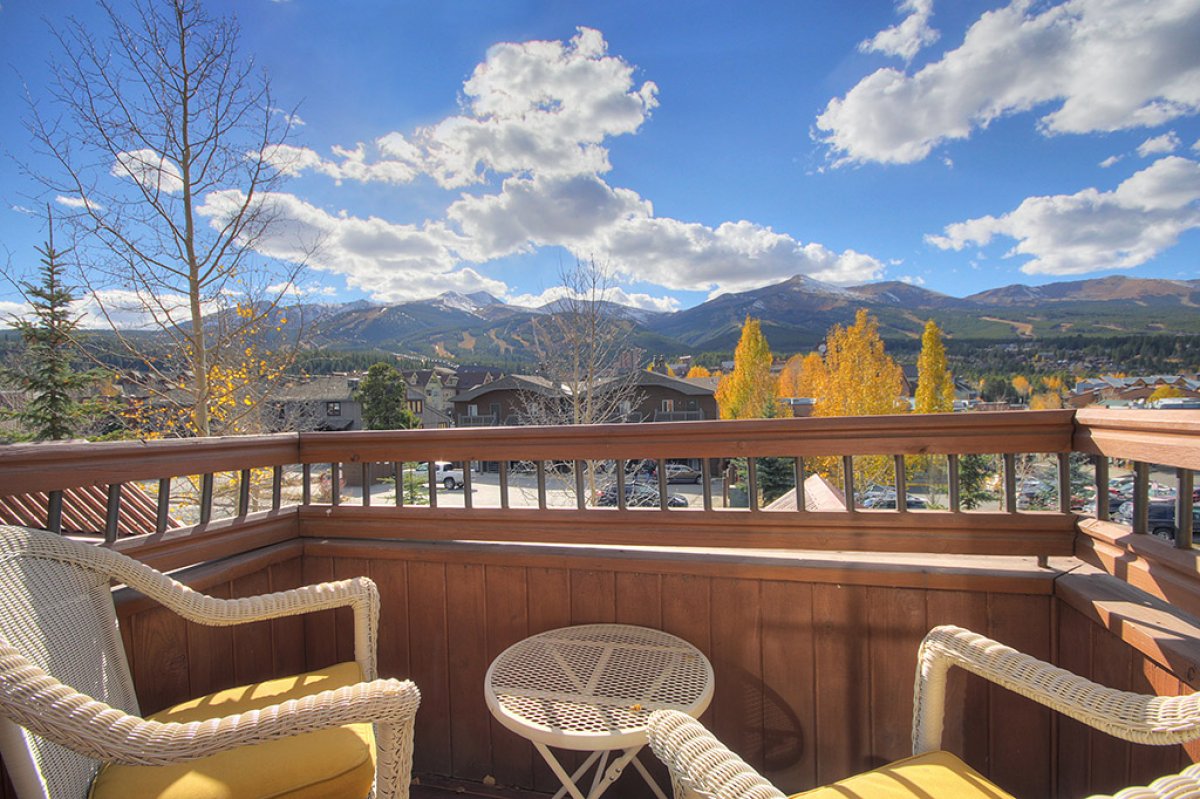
343 468 721 509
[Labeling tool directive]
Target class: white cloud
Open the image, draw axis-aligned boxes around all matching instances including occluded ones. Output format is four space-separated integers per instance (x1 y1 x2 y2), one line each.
1137 131 1182 157
54 195 103 212
1099 155 1123 168
0 301 30 325
818 0 1200 165
927 156 1200 275
449 173 884 292
197 189 507 302
111 149 184 193
241 28 886 302
898 274 926 285
71 289 216 330
860 0 939 62
267 282 337 299
9 205 35 216
287 28 657 189
270 107 305 127
508 285 679 313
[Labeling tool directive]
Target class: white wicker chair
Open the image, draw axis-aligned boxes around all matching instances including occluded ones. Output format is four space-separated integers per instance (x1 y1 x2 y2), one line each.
0 525 421 799
648 624 1200 799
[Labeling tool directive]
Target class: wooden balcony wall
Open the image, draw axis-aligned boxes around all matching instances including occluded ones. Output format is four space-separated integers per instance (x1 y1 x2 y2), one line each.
1 409 1198 799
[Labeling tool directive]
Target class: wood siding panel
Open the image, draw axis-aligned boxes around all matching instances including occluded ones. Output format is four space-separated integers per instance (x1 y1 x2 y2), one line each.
812 583 872 785
924 590 990 773
760 581 816 794
373 559 411 680
269 558 308 679
408 561 452 776
185 581 236 700
446 563 491 782
988 594 1053 799
868 587 927 766
710 578 764 770
332 557 372 665
231 569 275 686
615 572 661 629
524 566 573 795
1129 660 1189 788
302 555 337 670
484 566 533 790
1088 626 1133 796
130 605 192 715
1055 601 1092 798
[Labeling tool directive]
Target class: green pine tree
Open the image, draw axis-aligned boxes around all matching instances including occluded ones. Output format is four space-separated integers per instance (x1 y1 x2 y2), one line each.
355 362 419 430
2 217 106 440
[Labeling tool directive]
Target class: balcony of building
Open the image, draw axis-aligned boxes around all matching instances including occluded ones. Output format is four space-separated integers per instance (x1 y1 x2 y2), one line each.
0 408 1197 799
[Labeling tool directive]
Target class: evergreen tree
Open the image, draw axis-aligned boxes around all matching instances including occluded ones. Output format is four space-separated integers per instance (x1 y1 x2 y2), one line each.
355 363 419 430
914 319 955 414
716 316 774 419
958 453 996 510
2 220 105 440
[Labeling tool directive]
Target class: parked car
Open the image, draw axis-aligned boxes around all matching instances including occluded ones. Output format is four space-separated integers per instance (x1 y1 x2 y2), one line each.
1114 499 1200 540
653 463 703 484
405 461 465 490
594 482 688 508
862 495 930 510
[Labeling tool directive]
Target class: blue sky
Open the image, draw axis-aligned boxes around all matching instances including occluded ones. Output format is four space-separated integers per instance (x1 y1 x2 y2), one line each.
1 0 1198 318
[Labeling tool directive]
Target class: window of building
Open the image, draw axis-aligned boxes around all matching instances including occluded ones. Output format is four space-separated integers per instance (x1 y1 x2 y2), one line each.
661 399 674 412
326 401 341 416
468 404 479 416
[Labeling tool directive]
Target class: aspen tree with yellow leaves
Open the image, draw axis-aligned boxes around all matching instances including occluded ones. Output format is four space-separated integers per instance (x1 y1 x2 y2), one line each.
715 317 775 419
812 309 905 419
914 320 955 414
686 365 712 378
801 309 905 493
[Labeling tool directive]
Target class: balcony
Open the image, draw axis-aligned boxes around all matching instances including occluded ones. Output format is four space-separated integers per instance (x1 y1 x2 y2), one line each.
0 409 1197 798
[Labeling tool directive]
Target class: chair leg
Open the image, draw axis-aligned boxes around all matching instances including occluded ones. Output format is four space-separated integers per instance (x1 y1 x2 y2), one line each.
374 717 416 799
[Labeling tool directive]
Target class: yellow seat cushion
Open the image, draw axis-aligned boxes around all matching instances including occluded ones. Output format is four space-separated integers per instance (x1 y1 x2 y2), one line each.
791 751 1015 799
90 662 375 799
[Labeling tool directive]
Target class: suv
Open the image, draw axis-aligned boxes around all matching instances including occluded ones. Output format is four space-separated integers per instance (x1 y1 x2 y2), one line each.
1114 500 1200 540
655 464 703 484
594 482 688 508
406 461 466 490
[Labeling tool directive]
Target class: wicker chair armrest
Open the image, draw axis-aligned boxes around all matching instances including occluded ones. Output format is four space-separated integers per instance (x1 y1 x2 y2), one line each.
647 710 786 799
121 564 382 678
913 625 1200 754
0 640 419 767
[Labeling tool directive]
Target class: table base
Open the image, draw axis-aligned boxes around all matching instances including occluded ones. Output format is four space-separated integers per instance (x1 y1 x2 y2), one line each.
536 742 669 799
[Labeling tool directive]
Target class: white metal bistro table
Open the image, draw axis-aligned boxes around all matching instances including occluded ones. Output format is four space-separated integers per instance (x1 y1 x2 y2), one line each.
485 624 714 799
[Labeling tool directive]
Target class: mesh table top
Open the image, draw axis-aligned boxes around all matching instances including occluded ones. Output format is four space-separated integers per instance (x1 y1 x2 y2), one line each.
484 624 714 750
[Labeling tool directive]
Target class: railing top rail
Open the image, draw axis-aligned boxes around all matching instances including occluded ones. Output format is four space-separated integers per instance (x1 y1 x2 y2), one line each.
1073 408 1200 471
10 408 1200 496
0 434 300 495
297 410 1076 464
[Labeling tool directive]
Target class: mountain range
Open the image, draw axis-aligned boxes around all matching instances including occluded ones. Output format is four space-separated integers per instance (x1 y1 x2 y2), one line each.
290 275 1200 362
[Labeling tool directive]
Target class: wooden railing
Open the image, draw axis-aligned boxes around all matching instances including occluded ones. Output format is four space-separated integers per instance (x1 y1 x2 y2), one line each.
1 410 1195 566
1 408 1199 799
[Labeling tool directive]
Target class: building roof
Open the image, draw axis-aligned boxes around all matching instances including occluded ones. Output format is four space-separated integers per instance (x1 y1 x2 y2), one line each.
274 375 359 402
452 374 560 402
630 371 718 396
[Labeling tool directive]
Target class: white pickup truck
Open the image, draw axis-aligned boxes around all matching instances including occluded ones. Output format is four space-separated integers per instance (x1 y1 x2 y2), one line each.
406 461 465 490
